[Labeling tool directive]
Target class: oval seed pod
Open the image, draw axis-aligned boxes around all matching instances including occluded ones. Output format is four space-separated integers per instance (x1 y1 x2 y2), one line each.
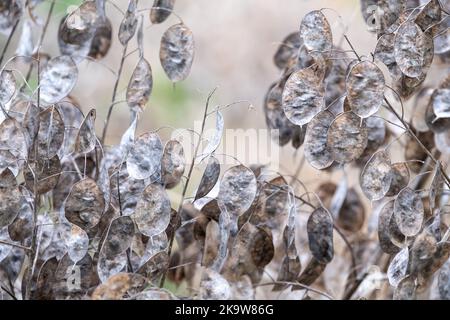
0 118 27 172
327 111 368 163
394 187 424 237
126 58 153 112
93 272 147 299
429 165 443 210
199 268 231 300
304 110 334 169
34 106 65 160
88 15 112 59
388 247 409 287
24 155 61 194
386 162 410 197
97 251 128 283
0 70 16 105
161 139 185 189
438 260 450 299
414 0 442 34
150 0 175 24
346 61 385 118
282 67 325 126
431 88 450 119
74 109 97 154
394 21 434 78
307 207 334 264
264 81 296 146
394 275 416 300
378 200 401 254
299 10 332 58
360 150 393 201
0 170 22 228
273 31 301 70
127 132 163 180
65 223 89 264
119 0 138 46
195 156 220 200
217 165 257 218
133 183 171 237
137 251 169 283
65 178 105 230
160 23 194 82
102 216 135 259
40 56 78 105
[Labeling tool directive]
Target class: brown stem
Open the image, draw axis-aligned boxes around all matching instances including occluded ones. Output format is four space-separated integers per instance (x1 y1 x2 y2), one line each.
0 19 20 66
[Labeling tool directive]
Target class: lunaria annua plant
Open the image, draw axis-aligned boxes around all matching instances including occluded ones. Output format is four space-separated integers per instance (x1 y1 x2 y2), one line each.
0 0 449 301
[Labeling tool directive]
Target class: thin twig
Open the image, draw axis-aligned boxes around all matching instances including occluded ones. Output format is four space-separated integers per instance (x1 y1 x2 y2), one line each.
0 18 20 66
101 44 128 144
160 88 217 288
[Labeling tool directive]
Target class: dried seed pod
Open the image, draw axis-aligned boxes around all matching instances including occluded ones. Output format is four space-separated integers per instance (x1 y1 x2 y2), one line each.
394 187 424 237
33 257 58 300
414 0 442 34
374 32 399 76
9 100 40 152
378 200 401 254
0 118 27 173
412 87 434 133
394 21 434 78
40 56 78 105
54 253 97 299
92 272 147 300
336 188 365 233
249 227 274 269
160 23 194 82
65 178 105 230
217 165 257 218
195 156 220 200
0 170 22 228
304 110 334 169
296 257 326 287
150 0 175 24
97 251 128 283
127 132 163 180
34 106 65 160
0 0 23 35
8 190 33 243
409 230 437 276
0 227 12 262
111 165 145 216
0 70 16 105
102 216 135 259
57 1 99 61
358 115 387 164
282 67 325 126
394 275 416 300
346 61 385 118
264 82 296 146
24 155 61 194
119 0 138 45
299 10 332 58
137 251 169 283
273 256 302 291
404 130 434 173
307 207 334 264
388 247 409 287
133 183 171 237
126 58 153 112
161 139 185 188
327 111 368 163
65 223 89 263
199 268 231 300
430 88 450 119
274 32 301 70
89 17 112 59
386 162 410 197
74 109 97 154
360 150 392 201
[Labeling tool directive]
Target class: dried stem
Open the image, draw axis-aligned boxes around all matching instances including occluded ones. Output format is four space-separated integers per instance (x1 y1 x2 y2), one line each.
0 19 20 66
101 44 128 144
160 88 217 288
